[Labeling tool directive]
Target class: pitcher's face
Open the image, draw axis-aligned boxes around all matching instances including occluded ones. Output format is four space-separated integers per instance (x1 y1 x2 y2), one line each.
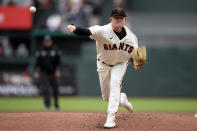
110 16 126 28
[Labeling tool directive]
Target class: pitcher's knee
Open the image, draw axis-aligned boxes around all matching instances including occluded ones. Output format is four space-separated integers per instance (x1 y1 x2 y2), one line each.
102 95 109 102
111 79 122 86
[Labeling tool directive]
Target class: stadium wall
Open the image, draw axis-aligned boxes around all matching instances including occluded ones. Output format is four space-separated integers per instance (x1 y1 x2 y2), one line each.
77 43 197 96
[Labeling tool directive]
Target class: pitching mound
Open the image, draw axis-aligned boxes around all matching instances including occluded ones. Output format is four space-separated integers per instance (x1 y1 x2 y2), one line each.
0 112 196 131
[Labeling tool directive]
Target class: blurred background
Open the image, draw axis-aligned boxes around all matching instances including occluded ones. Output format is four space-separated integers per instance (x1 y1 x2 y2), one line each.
0 0 196 112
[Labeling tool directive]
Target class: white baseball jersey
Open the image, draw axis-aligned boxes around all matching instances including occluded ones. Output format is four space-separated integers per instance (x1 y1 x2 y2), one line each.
89 23 138 65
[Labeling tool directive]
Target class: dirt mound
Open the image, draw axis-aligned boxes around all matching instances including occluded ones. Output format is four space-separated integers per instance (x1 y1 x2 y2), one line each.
0 112 196 131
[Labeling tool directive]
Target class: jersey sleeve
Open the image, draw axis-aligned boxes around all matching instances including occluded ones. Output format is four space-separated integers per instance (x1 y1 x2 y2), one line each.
88 25 103 40
132 35 138 49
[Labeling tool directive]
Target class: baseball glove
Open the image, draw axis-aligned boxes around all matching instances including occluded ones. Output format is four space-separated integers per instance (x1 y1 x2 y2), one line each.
132 46 147 71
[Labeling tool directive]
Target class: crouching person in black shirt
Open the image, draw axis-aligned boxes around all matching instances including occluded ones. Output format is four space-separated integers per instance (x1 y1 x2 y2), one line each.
34 35 61 111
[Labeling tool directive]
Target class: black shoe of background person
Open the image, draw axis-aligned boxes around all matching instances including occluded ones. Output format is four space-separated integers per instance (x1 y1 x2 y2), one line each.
45 105 50 111
55 105 60 111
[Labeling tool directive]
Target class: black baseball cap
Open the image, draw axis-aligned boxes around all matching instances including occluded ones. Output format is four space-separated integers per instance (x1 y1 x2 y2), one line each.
110 8 127 17
44 35 51 41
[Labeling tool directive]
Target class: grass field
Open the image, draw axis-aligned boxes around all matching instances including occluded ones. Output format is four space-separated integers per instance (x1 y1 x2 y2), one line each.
0 97 197 112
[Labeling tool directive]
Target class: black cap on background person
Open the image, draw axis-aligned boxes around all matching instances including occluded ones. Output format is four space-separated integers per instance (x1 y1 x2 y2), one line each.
110 8 127 17
44 35 52 41
43 35 53 47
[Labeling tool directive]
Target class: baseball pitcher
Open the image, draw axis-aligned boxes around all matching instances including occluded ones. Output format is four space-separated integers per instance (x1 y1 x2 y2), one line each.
67 8 146 128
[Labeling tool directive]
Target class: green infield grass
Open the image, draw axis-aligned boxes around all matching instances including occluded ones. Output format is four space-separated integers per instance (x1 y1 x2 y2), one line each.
0 97 197 112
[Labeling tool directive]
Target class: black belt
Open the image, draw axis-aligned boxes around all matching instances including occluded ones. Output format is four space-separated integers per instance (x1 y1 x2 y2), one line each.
97 58 114 67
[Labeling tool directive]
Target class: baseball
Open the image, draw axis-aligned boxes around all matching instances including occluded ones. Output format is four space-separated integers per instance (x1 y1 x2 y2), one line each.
29 6 36 13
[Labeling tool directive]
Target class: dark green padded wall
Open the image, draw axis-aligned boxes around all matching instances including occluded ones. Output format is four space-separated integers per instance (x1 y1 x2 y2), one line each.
77 43 197 96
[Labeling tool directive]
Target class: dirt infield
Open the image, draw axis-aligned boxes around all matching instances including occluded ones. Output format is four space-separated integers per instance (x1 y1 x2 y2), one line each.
0 112 197 131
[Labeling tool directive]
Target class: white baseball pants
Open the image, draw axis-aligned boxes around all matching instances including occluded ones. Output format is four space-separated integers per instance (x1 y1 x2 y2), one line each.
97 60 128 115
